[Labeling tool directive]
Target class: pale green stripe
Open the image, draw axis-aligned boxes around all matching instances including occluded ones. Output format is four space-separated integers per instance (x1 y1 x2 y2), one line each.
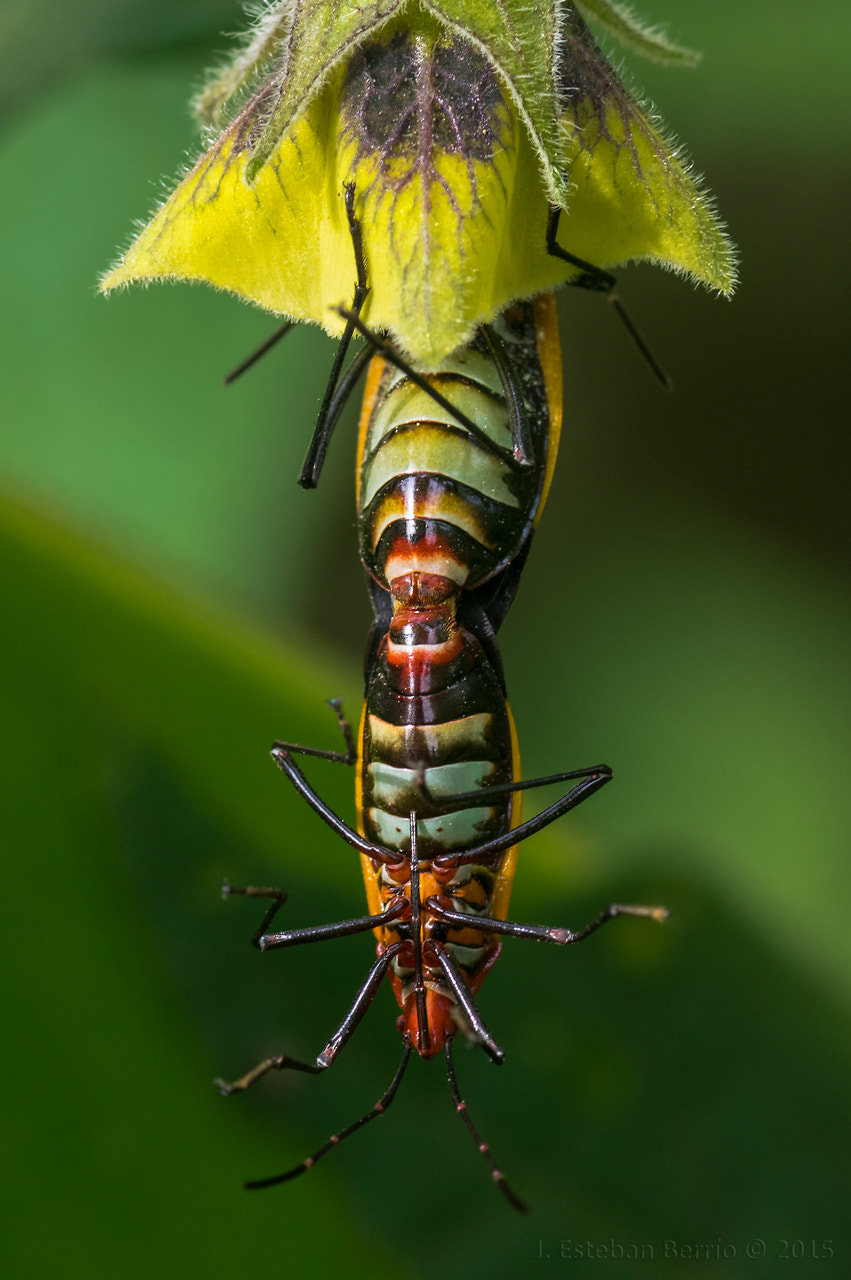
368 806 495 849
368 378 510 452
361 423 517 511
369 759 495 806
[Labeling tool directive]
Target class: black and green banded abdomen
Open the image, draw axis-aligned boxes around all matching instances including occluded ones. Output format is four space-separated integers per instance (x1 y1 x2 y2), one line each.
357 301 554 597
360 615 515 861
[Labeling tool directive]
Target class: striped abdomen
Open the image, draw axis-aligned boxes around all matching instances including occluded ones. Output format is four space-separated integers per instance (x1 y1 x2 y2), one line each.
357 582 517 1057
357 295 562 597
353 297 561 1055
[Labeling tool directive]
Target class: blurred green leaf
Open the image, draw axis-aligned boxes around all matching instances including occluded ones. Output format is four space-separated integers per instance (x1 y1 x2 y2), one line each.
0 0 240 120
0 488 382 1278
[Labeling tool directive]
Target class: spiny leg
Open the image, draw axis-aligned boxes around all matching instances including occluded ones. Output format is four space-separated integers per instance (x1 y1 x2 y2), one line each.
547 206 670 389
244 1041 412 1190
444 1039 527 1214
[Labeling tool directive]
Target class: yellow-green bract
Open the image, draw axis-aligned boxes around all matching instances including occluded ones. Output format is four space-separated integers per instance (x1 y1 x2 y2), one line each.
101 0 736 363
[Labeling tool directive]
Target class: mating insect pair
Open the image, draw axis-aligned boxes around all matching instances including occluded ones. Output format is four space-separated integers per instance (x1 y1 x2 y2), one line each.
216 219 668 1209
98 0 733 1220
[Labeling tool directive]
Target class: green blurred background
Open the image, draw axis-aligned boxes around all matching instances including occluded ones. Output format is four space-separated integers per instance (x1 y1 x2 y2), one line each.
1 2 848 1277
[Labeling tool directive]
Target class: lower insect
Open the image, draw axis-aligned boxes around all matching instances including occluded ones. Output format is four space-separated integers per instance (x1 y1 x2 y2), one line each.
216 740 667 1212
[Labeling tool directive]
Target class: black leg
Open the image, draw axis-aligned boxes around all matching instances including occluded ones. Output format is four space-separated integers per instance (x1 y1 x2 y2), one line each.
214 942 405 1095
333 304 528 472
222 320 296 385
271 747 611 873
433 765 613 870
271 698 357 765
435 762 617 811
434 946 504 1064
444 1039 528 1214
406 816 430 1055
220 877 408 950
297 183 372 489
547 206 670 389
221 185 373 485
426 898 669 943
220 880 287 949
243 1041 413 1190
259 898 407 951
546 206 617 293
270 745 398 864
479 322 534 466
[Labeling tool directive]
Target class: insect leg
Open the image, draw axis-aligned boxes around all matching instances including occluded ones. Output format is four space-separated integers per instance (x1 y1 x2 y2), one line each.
297 343 373 489
433 763 618 811
407 816 430 1056
222 185 372 487
259 898 407 951
444 1039 527 1214
243 1041 412 1190
215 941 406 1095
297 183 372 489
433 766 613 870
547 207 670 389
477 321 534 466
271 745 398 864
334 304 529 472
271 698 357 765
220 881 287 948
220 879 407 950
426 899 669 944
546 206 617 293
434 946 505 1064
222 320 296 385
